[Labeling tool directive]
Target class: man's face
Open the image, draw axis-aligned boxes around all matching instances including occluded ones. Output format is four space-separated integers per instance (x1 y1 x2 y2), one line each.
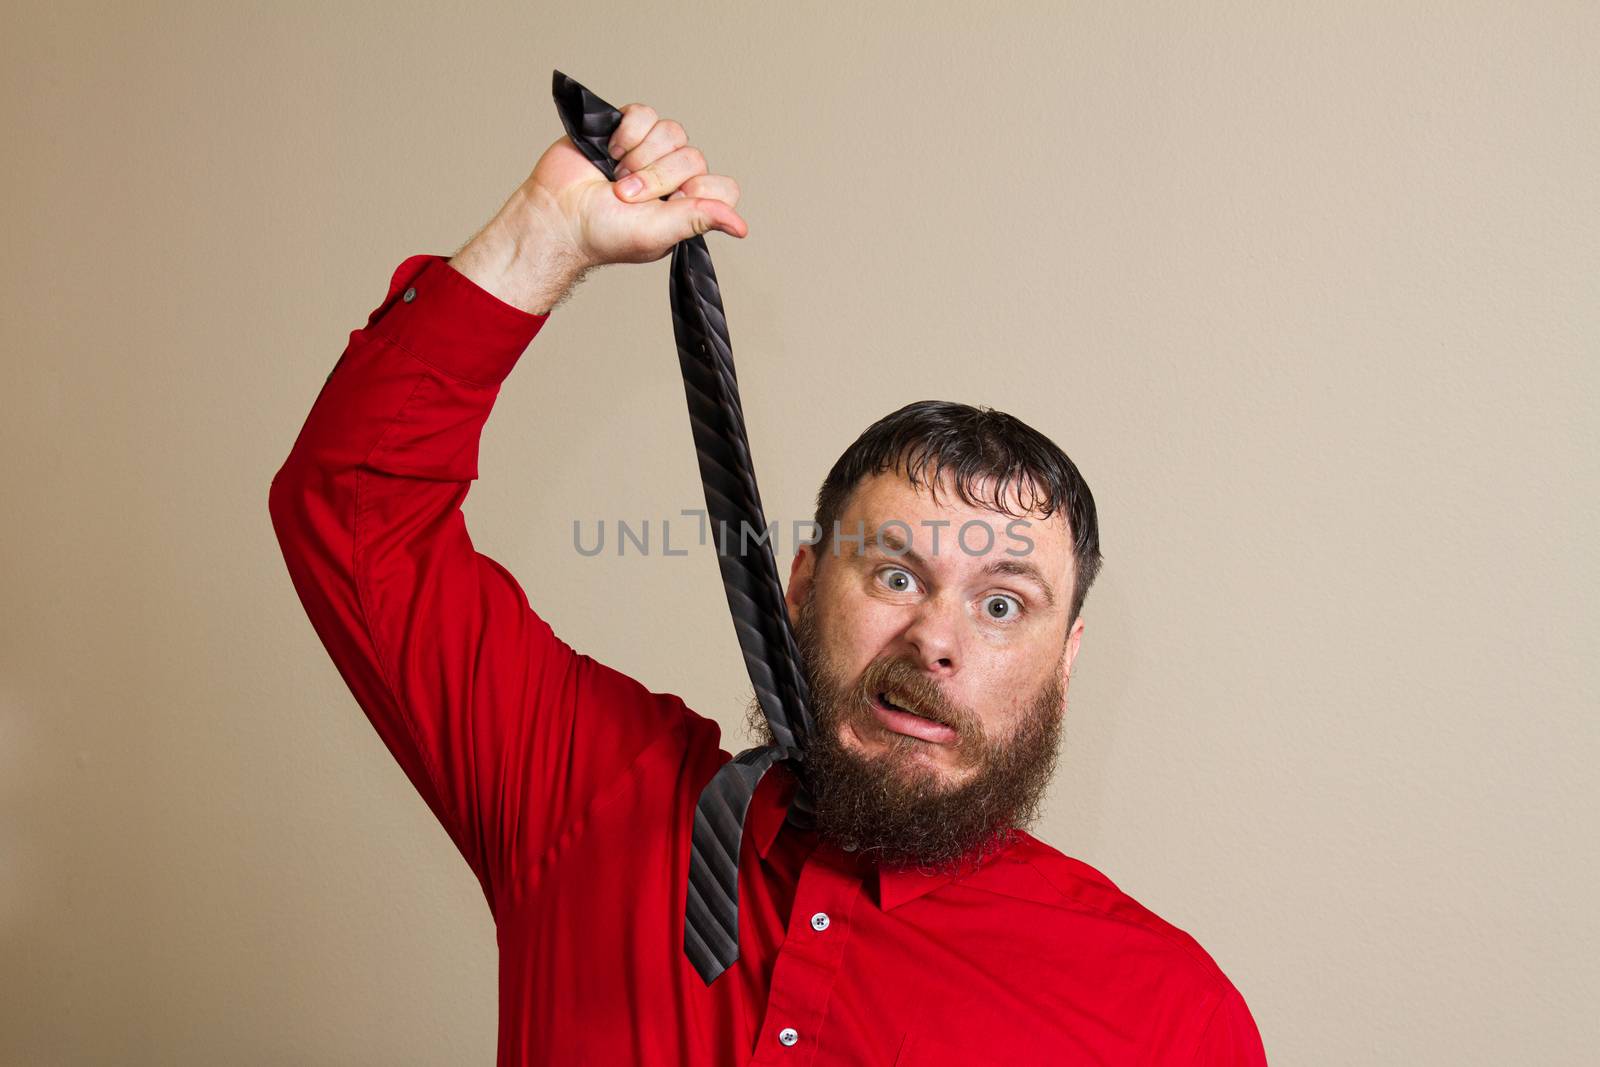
745 469 1085 873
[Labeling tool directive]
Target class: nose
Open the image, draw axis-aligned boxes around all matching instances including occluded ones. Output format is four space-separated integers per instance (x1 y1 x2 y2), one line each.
898 594 962 674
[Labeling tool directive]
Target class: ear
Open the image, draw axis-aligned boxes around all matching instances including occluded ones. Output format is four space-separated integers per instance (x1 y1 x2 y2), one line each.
1060 614 1085 693
784 543 817 629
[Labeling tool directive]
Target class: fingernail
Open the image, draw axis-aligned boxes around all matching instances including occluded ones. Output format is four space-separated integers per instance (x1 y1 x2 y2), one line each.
618 176 643 197
608 142 624 160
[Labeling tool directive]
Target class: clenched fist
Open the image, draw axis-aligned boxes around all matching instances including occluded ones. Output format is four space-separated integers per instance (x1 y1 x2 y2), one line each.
449 103 748 315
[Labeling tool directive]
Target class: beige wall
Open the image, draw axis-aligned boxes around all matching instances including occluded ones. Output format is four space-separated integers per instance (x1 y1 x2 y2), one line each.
3 2 1595 1063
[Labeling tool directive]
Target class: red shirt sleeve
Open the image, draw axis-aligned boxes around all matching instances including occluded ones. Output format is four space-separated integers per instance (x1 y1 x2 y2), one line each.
1189 982 1269 1065
268 253 690 916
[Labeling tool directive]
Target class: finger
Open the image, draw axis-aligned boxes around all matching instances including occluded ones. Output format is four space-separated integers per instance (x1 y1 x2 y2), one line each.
614 144 708 202
673 174 741 210
616 117 688 175
607 103 658 161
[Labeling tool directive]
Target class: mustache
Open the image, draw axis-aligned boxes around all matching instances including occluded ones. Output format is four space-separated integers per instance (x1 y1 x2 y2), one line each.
858 660 961 727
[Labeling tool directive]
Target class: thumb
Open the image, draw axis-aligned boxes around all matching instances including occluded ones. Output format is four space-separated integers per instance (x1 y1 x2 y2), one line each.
645 196 748 246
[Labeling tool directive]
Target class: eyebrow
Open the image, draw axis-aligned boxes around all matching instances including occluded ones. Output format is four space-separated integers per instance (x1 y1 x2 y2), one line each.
859 527 1058 609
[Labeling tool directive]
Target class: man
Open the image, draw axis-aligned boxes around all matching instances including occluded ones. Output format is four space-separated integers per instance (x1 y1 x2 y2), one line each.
270 101 1267 1065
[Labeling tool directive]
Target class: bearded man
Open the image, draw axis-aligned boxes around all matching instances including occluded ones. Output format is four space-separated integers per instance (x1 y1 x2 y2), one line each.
270 98 1267 1065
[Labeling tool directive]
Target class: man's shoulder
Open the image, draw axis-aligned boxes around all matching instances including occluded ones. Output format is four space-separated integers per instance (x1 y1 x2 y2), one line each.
957 833 1267 1061
979 830 1242 996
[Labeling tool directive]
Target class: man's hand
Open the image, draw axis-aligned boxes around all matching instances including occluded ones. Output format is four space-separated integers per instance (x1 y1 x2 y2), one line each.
449 102 748 315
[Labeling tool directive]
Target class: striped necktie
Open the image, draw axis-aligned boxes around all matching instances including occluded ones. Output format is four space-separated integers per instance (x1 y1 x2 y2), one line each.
552 70 819 986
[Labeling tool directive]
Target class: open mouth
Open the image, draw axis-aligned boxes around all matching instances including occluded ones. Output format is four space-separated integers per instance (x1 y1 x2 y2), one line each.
877 691 935 722
870 691 957 744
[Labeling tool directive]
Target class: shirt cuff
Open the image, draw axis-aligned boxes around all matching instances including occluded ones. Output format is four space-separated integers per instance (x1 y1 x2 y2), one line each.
364 253 550 387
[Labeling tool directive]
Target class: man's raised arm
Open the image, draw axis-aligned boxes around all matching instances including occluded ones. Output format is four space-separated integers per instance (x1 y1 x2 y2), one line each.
267 108 750 914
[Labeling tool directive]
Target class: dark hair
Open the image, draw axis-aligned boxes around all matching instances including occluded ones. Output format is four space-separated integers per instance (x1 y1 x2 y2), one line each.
811 400 1103 627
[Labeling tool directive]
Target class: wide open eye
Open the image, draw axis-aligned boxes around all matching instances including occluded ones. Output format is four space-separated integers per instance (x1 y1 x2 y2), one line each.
982 593 1023 622
877 566 920 593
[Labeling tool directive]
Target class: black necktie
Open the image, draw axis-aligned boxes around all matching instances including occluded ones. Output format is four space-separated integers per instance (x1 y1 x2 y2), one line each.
552 71 818 987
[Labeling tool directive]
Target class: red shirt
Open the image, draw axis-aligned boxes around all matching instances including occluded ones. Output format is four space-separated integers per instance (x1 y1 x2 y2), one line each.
269 252 1269 1066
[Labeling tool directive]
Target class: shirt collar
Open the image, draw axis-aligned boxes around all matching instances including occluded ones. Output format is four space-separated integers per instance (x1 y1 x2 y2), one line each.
874 861 962 911
749 762 1011 912
750 760 801 861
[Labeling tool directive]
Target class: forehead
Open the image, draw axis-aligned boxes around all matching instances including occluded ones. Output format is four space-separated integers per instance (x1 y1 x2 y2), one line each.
836 468 1074 584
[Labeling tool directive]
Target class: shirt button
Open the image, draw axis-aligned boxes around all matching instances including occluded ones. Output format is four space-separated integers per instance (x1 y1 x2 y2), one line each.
778 1027 799 1047
402 286 417 302
842 839 858 852
810 912 830 931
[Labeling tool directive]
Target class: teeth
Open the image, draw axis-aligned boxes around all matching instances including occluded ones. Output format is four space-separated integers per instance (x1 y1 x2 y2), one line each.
882 691 926 719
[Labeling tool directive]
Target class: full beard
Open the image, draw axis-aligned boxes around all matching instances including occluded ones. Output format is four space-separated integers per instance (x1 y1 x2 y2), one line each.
743 594 1066 876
